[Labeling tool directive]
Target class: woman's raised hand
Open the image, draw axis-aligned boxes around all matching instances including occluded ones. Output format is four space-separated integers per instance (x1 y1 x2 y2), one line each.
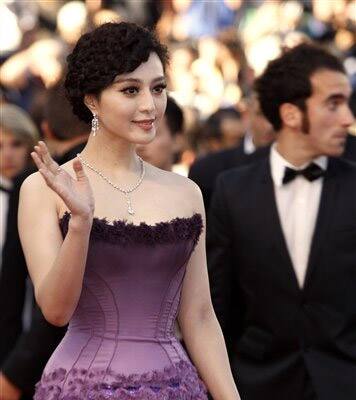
31 141 95 219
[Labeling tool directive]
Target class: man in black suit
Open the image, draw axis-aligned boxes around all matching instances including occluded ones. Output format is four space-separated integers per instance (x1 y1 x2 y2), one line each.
189 95 274 211
0 85 89 400
208 43 355 400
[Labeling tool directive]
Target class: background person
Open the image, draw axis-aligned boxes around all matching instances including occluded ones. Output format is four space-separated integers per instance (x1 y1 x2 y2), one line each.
208 43 355 400
0 104 39 273
189 94 274 211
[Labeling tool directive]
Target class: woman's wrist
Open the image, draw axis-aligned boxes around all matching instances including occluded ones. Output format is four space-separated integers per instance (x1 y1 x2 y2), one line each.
68 213 93 233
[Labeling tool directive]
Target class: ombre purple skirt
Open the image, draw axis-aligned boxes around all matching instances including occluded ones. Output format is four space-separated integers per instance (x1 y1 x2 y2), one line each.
34 213 208 400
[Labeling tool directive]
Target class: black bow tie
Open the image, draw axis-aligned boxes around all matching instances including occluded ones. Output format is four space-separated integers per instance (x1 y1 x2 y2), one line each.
282 163 325 185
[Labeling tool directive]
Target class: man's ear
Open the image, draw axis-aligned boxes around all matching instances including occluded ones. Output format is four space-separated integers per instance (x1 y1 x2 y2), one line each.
84 94 98 115
280 103 302 130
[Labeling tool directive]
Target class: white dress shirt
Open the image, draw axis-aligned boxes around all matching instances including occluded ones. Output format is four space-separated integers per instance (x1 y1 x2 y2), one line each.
243 132 256 155
270 145 327 288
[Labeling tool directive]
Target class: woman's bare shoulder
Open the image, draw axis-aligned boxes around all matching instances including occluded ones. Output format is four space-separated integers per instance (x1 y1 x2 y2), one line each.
148 164 196 186
21 170 46 192
146 164 203 208
20 169 60 212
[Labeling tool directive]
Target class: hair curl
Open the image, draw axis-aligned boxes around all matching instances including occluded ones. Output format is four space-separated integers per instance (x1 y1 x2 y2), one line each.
254 43 345 131
64 22 169 123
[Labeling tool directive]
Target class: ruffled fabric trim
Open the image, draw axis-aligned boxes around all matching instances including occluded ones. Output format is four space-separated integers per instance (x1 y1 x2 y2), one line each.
59 212 203 246
34 360 208 399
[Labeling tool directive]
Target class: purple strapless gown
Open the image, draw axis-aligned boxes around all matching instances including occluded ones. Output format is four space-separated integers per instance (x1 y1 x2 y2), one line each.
34 212 208 400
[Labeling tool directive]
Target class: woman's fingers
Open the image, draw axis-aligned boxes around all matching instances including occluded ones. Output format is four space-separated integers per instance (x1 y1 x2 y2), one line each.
31 151 45 170
38 167 54 186
38 141 59 173
32 147 59 189
72 158 87 181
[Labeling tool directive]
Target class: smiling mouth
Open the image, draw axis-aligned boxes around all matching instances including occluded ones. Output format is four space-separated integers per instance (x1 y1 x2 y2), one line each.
132 119 155 131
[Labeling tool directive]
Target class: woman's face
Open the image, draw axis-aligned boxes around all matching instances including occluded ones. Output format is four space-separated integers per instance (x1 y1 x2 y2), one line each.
88 52 167 145
0 129 30 179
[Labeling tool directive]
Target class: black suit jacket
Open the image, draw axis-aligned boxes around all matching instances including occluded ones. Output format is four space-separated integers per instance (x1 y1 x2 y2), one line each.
0 142 85 398
207 156 356 400
189 142 270 211
344 134 356 163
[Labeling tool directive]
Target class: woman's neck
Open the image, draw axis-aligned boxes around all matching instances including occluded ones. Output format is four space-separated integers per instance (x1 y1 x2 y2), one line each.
79 133 141 178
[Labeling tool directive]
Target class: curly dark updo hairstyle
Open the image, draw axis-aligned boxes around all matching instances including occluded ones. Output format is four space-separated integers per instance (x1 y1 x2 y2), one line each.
65 22 169 123
254 43 345 131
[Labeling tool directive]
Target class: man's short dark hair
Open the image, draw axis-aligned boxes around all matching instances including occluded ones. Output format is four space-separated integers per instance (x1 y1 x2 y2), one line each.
254 43 346 131
203 107 242 141
165 97 184 137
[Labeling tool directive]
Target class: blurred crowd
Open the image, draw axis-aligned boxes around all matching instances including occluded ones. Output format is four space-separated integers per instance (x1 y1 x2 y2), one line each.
0 1 356 399
1 0 355 178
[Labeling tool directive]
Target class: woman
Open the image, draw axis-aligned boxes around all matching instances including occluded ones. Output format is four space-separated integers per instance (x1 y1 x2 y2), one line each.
18 22 240 399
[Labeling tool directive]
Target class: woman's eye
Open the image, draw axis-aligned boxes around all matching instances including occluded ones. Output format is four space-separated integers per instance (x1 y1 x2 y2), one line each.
153 84 167 94
122 87 138 95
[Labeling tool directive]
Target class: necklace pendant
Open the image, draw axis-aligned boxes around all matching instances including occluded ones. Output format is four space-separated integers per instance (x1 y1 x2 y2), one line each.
126 195 135 215
76 154 144 217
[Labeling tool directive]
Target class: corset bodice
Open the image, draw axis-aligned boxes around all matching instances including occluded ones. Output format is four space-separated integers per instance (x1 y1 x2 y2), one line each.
35 212 207 400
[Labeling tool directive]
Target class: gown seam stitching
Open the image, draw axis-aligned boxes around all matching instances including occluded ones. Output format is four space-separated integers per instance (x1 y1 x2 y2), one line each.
81 283 106 385
60 286 94 391
89 270 121 382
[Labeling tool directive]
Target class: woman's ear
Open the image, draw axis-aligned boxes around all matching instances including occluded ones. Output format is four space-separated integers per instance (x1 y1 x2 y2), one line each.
84 94 98 115
280 103 302 130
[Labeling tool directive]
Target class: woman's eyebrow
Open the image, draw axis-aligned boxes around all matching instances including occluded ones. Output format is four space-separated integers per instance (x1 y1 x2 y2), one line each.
113 76 165 84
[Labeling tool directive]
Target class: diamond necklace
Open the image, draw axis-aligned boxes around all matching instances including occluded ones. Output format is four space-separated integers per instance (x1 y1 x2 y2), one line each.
77 153 145 216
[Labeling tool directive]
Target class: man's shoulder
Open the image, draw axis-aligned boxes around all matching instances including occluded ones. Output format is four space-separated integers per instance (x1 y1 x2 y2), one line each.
217 157 268 186
190 146 242 176
329 157 356 178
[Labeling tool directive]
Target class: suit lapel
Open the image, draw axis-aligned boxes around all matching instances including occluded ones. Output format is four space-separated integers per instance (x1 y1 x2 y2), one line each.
304 159 338 288
258 160 301 294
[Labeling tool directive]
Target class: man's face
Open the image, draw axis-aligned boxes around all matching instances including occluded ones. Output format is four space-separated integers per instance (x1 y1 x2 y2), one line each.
136 116 175 171
304 69 354 157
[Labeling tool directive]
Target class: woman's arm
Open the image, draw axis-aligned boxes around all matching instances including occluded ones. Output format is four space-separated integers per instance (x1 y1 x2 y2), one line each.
18 142 94 327
178 182 240 400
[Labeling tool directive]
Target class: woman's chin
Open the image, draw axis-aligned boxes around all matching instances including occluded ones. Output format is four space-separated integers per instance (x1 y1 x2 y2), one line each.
131 131 156 145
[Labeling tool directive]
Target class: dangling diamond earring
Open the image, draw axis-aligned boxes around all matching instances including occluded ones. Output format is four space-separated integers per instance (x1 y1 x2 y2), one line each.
91 113 99 136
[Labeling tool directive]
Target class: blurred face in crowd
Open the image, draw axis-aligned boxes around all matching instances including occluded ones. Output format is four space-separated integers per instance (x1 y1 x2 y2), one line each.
136 115 176 171
299 69 353 157
247 96 274 148
0 129 29 179
220 116 245 149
